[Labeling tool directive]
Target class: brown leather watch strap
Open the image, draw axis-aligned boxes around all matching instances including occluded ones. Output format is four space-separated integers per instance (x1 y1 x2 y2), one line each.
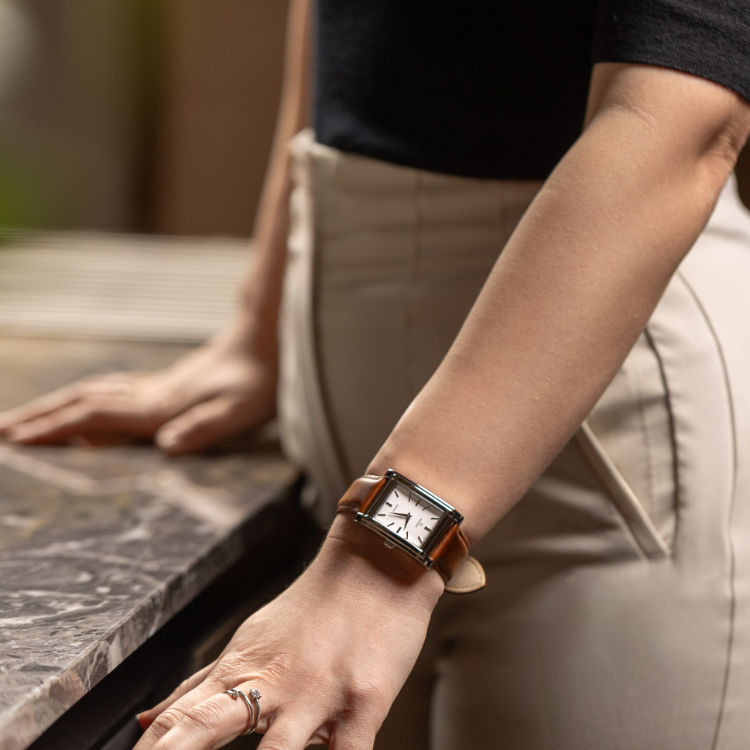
337 474 387 515
337 474 471 584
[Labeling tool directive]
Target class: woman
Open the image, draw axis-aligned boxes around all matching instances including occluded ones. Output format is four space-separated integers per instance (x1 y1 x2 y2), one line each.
2 0 750 747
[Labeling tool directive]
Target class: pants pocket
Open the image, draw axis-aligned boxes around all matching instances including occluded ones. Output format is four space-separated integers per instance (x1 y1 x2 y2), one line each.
583 330 675 559
575 422 670 559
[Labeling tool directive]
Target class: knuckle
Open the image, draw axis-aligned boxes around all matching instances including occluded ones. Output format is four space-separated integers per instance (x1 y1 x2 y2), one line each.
183 701 225 731
347 680 383 710
211 655 246 684
338 679 388 732
213 651 290 686
151 705 187 734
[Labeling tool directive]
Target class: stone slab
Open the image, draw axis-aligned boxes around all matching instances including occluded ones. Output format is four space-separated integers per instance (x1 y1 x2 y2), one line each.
0 338 298 750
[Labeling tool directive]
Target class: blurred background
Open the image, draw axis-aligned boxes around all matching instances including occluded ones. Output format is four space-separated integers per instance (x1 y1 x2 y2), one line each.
0 0 288 236
2 0 746 239
0 0 748 346
1 7 750 749
0 0 291 346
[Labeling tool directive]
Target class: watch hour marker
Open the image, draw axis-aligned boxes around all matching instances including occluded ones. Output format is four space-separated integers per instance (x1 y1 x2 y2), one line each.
425 527 432 533
387 522 394 527
418 535 424 544
405 531 409 540
397 527 401 534
385 501 393 507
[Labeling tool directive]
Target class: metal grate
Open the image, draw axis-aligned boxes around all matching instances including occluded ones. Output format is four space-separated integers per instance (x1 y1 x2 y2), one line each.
0 232 252 343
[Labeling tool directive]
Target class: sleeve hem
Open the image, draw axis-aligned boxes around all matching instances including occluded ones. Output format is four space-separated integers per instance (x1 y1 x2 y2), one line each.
592 52 750 106
593 0 750 105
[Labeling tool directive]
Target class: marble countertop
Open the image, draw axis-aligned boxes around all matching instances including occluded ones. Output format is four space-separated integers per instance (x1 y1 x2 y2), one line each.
0 338 299 750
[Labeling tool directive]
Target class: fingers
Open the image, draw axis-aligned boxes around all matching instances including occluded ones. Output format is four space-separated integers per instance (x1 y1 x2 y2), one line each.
256 714 323 750
155 396 261 455
328 733 376 750
0 375 138 432
137 661 216 730
325 713 380 750
0 382 88 434
4 399 158 445
136 680 320 750
135 677 229 750
0 376 141 441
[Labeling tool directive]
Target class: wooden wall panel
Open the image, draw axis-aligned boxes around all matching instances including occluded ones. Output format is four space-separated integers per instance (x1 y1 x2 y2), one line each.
152 0 289 237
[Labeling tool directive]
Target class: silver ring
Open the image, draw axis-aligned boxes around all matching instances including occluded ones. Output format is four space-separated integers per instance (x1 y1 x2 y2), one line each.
223 688 262 735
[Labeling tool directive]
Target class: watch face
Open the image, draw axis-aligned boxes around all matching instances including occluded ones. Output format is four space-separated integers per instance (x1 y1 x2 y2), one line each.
371 482 445 549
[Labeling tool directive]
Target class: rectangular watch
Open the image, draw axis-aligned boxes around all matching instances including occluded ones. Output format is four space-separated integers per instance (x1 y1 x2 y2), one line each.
337 469 469 583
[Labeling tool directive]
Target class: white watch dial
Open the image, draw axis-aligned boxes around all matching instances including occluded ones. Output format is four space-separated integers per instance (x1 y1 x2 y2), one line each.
373 484 444 547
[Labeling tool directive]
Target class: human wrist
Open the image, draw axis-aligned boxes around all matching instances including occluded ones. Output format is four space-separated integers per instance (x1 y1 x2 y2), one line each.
319 514 444 615
214 304 278 363
367 446 481 547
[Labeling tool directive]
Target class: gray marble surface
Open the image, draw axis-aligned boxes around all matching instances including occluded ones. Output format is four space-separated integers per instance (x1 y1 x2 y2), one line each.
0 338 299 750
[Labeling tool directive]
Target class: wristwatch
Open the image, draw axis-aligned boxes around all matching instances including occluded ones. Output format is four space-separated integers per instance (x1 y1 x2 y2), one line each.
337 469 484 591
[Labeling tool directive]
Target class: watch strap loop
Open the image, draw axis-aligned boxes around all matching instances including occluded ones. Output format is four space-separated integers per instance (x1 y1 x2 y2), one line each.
445 555 486 594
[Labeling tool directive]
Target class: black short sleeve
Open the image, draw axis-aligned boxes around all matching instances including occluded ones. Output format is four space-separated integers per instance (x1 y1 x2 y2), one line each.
593 0 750 103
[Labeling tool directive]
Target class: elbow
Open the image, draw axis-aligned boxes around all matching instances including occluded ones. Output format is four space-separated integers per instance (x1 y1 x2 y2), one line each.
589 64 750 195
699 95 750 180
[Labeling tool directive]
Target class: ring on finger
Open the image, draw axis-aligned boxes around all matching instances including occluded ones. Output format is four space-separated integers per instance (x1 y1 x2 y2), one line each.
223 688 262 735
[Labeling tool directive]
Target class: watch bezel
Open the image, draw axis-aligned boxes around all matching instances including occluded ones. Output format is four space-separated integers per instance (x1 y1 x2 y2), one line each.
354 469 463 568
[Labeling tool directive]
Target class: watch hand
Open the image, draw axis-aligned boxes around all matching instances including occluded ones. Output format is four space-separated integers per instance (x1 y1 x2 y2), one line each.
390 512 410 518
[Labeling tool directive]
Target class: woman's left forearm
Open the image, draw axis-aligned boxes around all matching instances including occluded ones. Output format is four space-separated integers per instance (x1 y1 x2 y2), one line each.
366 64 750 547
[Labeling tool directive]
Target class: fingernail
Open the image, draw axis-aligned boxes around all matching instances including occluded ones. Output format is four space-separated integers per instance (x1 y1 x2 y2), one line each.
136 713 149 730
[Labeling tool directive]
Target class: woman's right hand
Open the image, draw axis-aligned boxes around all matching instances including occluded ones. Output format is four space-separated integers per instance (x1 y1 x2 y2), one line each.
0 319 278 454
133 515 442 750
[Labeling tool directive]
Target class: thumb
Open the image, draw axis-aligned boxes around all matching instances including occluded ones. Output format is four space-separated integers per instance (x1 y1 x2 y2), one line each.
155 396 260 454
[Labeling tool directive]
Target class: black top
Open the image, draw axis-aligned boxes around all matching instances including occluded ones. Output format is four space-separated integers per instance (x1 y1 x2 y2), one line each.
314 0 750 180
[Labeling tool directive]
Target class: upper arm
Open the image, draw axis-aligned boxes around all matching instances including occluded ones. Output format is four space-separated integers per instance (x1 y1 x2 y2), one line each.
584 0 750 175
585 63 750 182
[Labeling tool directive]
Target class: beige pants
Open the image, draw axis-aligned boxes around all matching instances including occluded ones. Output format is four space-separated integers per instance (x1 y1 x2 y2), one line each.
279 129 750 749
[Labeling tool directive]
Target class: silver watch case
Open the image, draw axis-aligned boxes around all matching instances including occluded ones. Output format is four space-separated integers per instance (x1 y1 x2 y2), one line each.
354 469 463 568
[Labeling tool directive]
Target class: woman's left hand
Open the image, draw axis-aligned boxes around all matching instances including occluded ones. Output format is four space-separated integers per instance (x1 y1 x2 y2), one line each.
134 516 443 750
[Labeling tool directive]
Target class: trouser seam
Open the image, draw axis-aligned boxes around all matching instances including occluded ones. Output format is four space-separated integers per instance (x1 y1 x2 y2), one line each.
630 345 658 523
312 146 355 482
674 271 737 750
